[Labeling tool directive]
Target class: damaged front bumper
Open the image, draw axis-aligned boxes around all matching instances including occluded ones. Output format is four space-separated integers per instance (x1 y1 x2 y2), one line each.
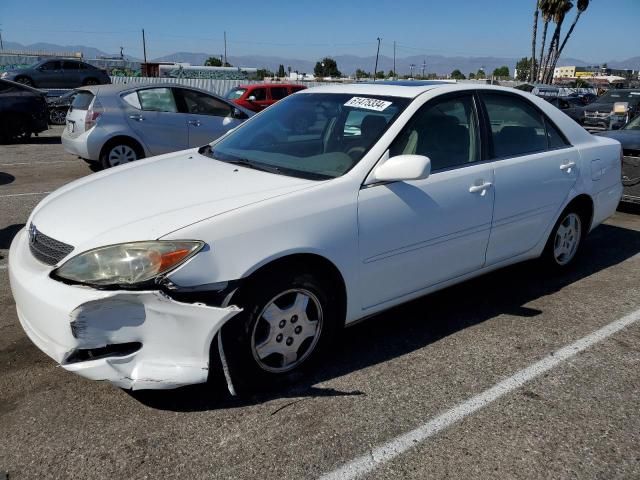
9 228 241 390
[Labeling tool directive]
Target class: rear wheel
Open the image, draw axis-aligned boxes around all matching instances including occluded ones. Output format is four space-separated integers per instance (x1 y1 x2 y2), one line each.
100 139 144 169
543 209 584 268
220 268 339 394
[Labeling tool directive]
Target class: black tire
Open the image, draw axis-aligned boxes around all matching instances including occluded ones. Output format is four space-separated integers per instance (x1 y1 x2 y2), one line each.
15 76 34 87
99 138 144 169
83 78 99 86
220 267 340 394
542 206 587 269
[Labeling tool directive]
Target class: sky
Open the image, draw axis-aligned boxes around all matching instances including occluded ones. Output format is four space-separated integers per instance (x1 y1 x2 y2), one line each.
1 0 639 62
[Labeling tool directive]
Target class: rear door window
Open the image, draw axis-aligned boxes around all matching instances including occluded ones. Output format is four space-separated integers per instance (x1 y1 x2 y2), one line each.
70 91 95 110
138 88 178 112
62 61 80 70
481 93 549 158
270 87 288 100
176 89 232 117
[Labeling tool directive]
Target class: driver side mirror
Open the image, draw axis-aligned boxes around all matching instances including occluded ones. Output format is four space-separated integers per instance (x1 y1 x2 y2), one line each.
368 154 431 184
233 108 248 120
247 95 257 102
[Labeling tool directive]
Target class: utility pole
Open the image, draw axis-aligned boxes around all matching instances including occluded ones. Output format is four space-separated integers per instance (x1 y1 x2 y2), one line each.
0 28 4 51
224 31 227 66
393 41 396 80
373 37 381 81
142 28 147 63
409 63 415 78
422 59 426 79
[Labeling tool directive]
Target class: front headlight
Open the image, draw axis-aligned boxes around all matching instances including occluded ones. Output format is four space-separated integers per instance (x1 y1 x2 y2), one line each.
54 240 204 286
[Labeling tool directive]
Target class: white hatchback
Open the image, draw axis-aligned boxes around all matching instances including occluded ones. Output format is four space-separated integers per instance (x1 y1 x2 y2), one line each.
10 82 623 393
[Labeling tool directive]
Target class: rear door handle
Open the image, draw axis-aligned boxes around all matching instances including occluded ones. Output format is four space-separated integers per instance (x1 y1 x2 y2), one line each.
129 114 144 122
560 161 576 172
469 182 492 194
188 120 202 127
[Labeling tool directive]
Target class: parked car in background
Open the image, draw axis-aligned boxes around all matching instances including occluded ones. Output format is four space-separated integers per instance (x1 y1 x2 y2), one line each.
62 83 253 169
595 114 640 204
226 83 307 112
0 59 111 88
47 90 77 125
545 97 585 124
10 83 622 392
567 92 597 105
0 78 48 142
583 89 640 131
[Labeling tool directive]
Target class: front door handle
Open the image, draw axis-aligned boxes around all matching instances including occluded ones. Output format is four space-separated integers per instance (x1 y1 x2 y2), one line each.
188 120 202 127
560 161 576 172
129 114 144 122
469 182 492 194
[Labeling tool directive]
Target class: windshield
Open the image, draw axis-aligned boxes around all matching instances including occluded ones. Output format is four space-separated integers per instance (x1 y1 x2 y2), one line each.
208 93 409 179
226 88 247 100
624 115 640 130
598 90 640 105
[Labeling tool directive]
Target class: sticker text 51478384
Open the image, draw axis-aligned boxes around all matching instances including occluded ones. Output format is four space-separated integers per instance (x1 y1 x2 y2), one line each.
344 97 392 112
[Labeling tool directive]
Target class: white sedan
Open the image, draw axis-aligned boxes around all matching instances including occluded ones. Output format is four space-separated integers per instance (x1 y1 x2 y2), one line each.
9 82 623 393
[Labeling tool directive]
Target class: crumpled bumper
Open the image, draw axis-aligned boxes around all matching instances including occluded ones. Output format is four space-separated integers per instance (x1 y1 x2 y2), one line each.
9 228 241 390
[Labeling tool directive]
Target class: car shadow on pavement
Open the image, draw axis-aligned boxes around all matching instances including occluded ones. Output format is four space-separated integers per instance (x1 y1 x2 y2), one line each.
0 172 16 186
131 223 640 412
22 135 61 145
0 224 25 250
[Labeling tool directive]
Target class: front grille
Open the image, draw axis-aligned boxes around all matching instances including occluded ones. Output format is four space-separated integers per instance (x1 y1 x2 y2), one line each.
28 224 74 266
585 111 610 119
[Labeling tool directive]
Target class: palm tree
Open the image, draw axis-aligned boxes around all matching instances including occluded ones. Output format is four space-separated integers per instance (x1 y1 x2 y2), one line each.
542 0 573 83
530 1 540 82
548 0 590 77
536 0 559 82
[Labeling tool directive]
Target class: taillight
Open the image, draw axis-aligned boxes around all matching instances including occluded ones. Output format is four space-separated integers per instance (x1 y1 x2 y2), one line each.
85 98 103 130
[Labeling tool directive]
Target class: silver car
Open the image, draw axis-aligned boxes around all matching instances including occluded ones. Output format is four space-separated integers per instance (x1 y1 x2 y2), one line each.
62 83 253 169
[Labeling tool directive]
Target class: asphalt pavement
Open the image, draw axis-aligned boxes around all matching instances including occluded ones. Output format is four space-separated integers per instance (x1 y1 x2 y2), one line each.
0 127 639 479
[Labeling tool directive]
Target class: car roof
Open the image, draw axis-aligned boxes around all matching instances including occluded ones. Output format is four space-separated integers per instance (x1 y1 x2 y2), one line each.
79 82 217 96
298 81 502 98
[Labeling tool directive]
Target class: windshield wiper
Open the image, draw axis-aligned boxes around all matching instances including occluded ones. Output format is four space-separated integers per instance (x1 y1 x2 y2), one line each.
197 145 281 175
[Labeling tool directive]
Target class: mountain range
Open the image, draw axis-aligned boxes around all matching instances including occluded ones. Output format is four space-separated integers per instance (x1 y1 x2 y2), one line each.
4 41 639 76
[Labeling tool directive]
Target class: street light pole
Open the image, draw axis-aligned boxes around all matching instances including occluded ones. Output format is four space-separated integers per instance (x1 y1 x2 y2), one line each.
393 40 396 80
373 37 381 81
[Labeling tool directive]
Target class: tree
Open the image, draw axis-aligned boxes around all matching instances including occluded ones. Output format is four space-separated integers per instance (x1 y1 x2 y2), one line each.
450 69 466 80
492 66 510 78
530 1 541 81
277 64 286 77
468 72 476 79
387 70 396 78
515 57 536 81
355 68 369 79
256 68 274 79
375 70 385 79
541 0 573 84
204 56 223 67
536 0 560 81
476 69 486 79
314 57 341 78
548 0 590 80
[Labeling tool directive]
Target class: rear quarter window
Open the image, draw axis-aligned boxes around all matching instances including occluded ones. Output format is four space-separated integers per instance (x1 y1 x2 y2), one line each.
71 91 95 110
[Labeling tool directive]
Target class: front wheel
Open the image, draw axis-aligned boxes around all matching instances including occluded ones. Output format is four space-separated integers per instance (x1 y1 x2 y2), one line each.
15 77 33 87
543 209 584 268
49 108 67 125
220 268 339 394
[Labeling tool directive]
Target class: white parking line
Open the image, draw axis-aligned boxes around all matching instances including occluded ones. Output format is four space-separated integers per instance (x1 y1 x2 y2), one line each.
0 160 75 166
319 306 640 480
0 192 51 198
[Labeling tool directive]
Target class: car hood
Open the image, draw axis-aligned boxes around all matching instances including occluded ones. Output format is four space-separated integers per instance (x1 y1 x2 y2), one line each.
30 149 318 252
584 102 615 113
595 130 640 150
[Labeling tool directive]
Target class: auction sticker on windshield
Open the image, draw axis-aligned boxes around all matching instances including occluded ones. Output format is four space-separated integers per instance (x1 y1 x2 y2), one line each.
344 97 392 112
